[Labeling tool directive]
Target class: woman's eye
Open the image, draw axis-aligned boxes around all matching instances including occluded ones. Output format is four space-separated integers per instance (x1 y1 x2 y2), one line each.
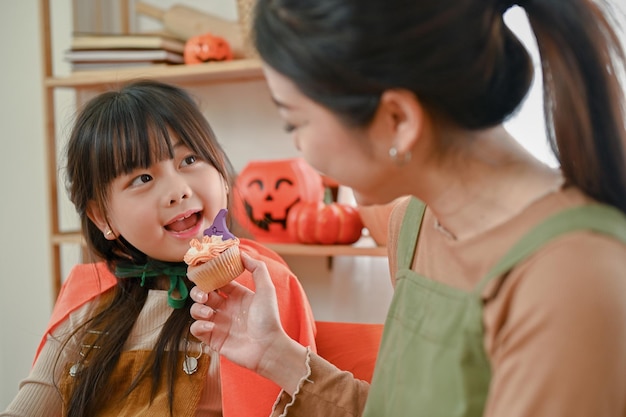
181 155 197 167
130 173 153 186
283 123 296 133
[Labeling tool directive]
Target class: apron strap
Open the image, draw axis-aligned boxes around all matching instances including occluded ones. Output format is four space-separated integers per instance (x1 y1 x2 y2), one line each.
397 197 427 270
473 204 626 296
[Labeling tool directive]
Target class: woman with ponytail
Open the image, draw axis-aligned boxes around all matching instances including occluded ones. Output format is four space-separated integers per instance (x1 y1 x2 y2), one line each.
190 1 626 415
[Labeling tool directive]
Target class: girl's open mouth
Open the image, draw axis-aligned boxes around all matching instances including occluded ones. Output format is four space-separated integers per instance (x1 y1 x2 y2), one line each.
165 212 201 233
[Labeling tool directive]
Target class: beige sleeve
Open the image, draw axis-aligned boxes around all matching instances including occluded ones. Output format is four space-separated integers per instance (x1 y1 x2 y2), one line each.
271 350 370 417
0 335 69 416
2 336 76 416
1 304 87 416
484 232 626 417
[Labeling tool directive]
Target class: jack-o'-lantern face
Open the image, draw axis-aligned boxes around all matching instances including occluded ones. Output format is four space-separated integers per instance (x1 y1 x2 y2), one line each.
232 158 324 242
244 176 300 230
184 33 233 65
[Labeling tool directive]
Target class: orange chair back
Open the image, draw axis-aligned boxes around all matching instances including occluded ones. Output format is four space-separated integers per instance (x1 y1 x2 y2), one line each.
314 321 384 382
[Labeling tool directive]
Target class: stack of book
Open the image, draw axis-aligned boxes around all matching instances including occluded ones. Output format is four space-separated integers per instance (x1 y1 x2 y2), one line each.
65 33 185 71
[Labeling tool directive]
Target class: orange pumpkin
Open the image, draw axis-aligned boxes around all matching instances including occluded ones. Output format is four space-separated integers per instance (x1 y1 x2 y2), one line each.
184 32 233 64
287 189 364 245
232 158 325 243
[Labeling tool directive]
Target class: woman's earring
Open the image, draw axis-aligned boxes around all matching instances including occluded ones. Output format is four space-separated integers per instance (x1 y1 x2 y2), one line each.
105 228 114 238
389 147 412 165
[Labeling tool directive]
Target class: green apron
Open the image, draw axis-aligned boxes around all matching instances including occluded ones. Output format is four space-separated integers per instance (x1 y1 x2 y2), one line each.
363 198 626 417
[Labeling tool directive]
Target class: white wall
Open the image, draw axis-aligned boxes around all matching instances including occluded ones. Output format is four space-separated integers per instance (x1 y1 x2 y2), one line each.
0 0 52 408
503 7 555 167
2 0 624 411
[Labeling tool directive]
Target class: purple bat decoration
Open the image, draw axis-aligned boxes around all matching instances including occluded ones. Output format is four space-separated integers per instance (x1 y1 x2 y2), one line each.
203 208 236 240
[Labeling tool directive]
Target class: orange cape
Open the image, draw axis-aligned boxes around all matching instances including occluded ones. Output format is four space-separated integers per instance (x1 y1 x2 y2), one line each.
35 239 317 417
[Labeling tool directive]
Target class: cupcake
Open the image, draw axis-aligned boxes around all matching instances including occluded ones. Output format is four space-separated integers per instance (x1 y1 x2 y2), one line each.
184 209 244 292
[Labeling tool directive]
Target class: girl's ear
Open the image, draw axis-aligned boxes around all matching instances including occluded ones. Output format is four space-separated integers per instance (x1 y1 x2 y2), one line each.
86 201 116 240
377 89 425 157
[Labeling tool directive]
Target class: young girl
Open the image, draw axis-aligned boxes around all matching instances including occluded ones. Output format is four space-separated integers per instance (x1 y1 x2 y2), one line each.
189 0 626 416
1 80 316 417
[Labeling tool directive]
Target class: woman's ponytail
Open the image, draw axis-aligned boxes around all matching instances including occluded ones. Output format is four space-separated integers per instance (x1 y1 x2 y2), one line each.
524 0 626 212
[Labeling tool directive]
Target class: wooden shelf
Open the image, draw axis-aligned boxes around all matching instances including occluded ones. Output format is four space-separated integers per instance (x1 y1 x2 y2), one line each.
52 232 387 258
266 238 387 257
45 59 264 88
51 232 86 245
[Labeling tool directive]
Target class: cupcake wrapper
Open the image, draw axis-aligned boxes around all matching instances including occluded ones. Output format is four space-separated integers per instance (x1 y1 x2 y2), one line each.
187 246 244 293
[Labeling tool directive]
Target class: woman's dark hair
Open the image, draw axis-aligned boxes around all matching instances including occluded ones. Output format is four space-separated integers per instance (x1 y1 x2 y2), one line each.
60 80 236 416
253 0 626 213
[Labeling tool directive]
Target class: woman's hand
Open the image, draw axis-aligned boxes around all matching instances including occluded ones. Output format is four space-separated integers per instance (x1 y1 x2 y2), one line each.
189 251 308 393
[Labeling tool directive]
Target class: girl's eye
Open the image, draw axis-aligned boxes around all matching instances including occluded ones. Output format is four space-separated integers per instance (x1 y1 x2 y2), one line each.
130 173 153 186
181 155 197 167
283 123 296 133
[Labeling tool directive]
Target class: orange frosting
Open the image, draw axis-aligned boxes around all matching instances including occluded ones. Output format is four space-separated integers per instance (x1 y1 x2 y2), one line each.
184 235 240 266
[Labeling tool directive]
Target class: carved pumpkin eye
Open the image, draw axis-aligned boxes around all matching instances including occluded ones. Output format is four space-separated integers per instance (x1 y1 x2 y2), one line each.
276 178 292 188
248 179 264 191
232 158 325 242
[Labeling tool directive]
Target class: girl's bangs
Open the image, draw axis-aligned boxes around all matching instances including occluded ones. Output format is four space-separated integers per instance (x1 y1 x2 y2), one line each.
100 110 175 182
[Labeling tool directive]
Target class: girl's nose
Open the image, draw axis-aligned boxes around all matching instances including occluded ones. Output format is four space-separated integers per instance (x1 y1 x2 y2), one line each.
165 175 192 206
169 191 189 206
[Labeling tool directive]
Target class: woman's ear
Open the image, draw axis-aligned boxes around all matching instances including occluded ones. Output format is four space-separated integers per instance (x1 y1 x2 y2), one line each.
86 201 116 240
377 89 425 157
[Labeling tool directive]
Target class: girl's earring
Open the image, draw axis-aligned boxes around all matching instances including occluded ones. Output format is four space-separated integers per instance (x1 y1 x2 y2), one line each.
389 147 412 165
104 228 114 239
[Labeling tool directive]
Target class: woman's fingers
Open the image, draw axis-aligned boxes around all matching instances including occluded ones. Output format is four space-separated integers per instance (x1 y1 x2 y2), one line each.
189 286 208 303
190 282 238 309
190 319 215 347
189 302 215 320
188 252 286 371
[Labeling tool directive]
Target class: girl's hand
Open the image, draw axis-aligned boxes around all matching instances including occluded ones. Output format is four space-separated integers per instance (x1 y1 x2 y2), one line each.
189 252 308 393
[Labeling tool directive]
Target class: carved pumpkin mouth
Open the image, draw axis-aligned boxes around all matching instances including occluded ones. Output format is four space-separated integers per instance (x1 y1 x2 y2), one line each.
243 198 300 231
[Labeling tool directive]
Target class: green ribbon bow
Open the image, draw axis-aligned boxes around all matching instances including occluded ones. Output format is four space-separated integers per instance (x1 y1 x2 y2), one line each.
115 260 189 309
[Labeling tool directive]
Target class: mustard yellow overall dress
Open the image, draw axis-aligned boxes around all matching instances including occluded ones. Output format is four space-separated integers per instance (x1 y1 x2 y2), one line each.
363 199 626 416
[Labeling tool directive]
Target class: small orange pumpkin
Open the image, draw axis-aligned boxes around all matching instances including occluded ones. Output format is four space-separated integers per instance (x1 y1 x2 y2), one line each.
287 189 364 245
184 32 233 64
